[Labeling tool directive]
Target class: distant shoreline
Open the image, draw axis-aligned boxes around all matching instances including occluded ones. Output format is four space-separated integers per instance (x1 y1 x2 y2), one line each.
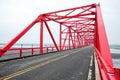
110 44 120 49
111 53 120 59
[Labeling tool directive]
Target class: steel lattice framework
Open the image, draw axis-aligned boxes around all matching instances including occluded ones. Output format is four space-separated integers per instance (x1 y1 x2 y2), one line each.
0 3 120 80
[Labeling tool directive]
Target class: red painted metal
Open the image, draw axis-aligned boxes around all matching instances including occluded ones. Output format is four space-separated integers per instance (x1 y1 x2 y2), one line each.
43 20 59 51
114 68 120 79
95 4 119 80
0 20 37 56
40 20 43 54
59 23 62 51
0 3 119 80
95 4 113 68
32 48 34 55
68 27 71 49
20 49 22 57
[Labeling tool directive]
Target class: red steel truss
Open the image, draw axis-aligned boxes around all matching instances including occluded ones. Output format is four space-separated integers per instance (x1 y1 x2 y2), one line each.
0 3 119 80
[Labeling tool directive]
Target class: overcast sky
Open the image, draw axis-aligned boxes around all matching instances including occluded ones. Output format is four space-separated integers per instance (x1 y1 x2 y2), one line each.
0 0 120 45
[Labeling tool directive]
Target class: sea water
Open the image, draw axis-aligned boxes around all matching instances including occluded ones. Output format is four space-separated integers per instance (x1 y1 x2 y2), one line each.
111 49 120 68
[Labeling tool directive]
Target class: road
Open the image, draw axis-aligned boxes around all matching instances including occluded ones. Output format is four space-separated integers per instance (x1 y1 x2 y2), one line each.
0 46 94 80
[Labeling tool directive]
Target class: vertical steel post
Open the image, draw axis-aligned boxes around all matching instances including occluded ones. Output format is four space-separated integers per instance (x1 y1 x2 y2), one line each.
32 48 34 55
77 33 81 47
52 47 54 52
62 31 68 50
59 23 62 51
32 44 34 55
70 30 75 48
46 47 48 53
20 49 22 57
68 27 70 49
74 32 76 48
40 20 43 54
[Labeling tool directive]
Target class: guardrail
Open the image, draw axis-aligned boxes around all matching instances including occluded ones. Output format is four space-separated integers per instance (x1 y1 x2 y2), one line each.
95 48 120 80
0 46 76 61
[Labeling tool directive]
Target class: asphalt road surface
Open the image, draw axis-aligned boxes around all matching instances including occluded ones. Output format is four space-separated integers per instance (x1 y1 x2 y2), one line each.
0 46 94 80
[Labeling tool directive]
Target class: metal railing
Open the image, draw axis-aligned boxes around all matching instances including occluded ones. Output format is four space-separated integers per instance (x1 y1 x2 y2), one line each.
0 45 76 60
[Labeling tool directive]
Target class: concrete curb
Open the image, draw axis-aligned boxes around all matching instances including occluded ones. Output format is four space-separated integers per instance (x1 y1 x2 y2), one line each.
94 52 101 80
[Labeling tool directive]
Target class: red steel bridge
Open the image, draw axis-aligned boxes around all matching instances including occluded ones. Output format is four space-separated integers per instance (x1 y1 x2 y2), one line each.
0 3 120 80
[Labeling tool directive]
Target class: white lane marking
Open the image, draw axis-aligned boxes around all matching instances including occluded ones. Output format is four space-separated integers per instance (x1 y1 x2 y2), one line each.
87 55 93 80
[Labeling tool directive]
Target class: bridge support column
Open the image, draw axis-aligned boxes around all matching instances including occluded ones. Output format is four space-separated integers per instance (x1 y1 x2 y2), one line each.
95 4 116 80
40 20 43 54
59 23 62 51
68 27 70 49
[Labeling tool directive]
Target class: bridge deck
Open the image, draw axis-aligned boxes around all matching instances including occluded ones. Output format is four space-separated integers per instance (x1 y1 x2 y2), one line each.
0 46 94 80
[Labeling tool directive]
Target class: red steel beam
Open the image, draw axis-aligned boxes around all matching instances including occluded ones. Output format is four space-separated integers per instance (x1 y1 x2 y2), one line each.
40 20 43 54
0 19 38 56
0 3 118 79
41 3 96 15
95 4 117 80
69 29 75 48
43 20 59 51
62 30 68 50
95 4 113 69
59 23 62 51
68 27 71 49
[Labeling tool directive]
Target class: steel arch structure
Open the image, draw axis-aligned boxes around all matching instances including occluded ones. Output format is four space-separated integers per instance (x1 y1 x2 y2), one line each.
0 3 120 80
